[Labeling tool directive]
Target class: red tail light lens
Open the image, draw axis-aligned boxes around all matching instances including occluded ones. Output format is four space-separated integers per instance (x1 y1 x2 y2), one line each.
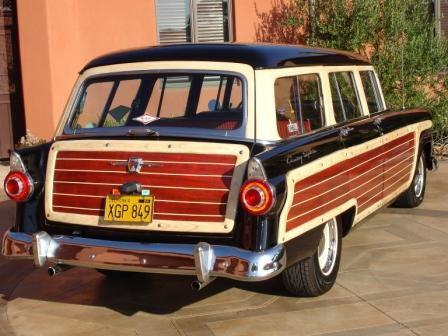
4 171 33 202
240 179 275 215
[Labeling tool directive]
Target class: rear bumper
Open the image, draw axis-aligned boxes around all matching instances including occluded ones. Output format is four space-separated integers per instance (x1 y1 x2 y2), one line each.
2 230 286 282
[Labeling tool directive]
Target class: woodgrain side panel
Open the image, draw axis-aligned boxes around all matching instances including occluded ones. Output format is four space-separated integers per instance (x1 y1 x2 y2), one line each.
278 121 432 243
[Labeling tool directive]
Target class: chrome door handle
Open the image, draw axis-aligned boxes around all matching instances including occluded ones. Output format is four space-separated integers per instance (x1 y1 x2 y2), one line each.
373 118 382 127
373 117 383 134
339 127 354 137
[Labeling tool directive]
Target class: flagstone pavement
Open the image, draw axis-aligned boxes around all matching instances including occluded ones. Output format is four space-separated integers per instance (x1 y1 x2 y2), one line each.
0 164 447 336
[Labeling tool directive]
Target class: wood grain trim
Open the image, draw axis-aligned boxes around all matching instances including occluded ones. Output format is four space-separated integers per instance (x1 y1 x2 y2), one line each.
278 120 432 243
57 151 237 164
52 183 229 203
45 140 250 233
52 171 232 190
55 159 235 175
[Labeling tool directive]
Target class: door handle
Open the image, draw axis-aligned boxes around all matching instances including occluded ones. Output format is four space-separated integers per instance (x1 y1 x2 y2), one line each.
339 127 354 137
373 118 383 134
373 118 382 127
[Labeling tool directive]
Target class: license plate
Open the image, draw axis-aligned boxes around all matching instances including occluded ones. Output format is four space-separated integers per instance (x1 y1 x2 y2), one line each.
104 195 154 223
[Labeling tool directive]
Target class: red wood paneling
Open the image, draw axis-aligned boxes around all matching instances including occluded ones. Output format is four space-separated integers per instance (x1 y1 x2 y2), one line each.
51 151 237 222
57 151 237 164
286 133 415 231
53 171 232 189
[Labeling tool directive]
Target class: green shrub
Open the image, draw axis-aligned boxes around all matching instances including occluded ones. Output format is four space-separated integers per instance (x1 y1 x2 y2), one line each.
257 0 448 135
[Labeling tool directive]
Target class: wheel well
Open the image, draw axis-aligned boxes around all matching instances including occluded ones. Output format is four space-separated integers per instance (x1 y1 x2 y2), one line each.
340 206 356 237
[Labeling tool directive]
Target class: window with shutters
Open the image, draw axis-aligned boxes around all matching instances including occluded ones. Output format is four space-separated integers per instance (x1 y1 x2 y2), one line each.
155 0 233 44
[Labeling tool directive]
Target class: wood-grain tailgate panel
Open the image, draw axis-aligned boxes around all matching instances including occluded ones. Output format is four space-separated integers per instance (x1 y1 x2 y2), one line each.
46 140 249 233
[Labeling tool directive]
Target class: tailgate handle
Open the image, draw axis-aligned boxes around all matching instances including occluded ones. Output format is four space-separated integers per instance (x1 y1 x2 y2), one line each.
119 182 142 194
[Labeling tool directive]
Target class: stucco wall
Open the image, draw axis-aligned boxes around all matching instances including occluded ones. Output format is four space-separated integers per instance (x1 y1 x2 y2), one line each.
17 0 275 139
17 0 157 139
233 0 273 42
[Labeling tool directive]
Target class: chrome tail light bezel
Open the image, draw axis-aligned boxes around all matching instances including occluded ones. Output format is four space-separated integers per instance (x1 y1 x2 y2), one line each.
4 151 35 202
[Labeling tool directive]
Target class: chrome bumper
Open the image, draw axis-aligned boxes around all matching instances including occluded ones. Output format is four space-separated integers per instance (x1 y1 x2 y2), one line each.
2 230 286 282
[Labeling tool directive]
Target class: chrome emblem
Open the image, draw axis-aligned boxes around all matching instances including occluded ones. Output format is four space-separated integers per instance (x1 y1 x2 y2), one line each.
127 157 144 173
110 157 162 173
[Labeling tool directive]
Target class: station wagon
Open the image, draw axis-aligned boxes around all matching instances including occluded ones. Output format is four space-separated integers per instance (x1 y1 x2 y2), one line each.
2 44 437 296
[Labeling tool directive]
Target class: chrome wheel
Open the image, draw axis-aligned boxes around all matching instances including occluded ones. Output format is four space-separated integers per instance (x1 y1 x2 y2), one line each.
317 218 338 276
414 156 424 198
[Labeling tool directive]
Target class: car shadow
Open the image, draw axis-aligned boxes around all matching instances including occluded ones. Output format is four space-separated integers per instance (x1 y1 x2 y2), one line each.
1 263 287 316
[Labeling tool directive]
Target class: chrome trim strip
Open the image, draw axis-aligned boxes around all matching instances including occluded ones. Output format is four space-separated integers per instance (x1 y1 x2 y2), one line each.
2 231 286 282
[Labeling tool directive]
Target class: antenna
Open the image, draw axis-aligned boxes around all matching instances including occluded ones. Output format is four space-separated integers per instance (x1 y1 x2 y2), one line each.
401 33 405 110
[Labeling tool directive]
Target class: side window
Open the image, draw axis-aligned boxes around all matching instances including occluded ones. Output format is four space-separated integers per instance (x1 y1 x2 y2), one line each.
360 71 383 113
329 72 362 123
274 74 324 139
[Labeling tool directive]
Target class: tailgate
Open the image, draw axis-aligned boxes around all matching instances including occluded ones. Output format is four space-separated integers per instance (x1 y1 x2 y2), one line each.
45 140 249 233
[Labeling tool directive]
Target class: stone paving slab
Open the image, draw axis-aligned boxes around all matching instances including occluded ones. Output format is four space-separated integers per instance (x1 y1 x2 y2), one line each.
0 163 447 335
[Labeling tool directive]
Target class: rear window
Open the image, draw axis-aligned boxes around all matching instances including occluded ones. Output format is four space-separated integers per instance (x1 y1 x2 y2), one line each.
69 73 244 131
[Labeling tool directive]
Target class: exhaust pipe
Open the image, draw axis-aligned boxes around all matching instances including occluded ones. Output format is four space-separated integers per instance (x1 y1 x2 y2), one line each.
191 277 216 291
48 264 72 277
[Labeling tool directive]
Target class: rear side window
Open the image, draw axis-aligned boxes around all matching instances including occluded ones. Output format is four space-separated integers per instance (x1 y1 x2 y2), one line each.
360 71 383 113
274 74 324 139
329 72 362 123
69 73 244 132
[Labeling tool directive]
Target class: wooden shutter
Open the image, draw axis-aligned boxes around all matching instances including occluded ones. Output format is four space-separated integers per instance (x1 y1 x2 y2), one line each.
156 0 190 44
193 0 227 42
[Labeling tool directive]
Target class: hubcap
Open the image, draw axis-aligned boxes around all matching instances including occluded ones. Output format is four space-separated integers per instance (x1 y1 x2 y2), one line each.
317 218 338 276
414 156 424 198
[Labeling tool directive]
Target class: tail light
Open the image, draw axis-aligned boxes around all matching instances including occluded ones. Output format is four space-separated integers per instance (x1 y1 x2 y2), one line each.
4 152 34 202
240 179 275 215
4 171 34 202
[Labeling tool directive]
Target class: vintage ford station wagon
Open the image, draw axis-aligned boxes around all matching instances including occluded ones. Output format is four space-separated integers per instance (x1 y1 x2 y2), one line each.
2 44 437 296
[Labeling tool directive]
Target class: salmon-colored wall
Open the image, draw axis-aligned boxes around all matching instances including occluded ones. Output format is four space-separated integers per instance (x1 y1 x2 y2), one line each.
17 0 157 139
233 0 274 42
17 0 277 139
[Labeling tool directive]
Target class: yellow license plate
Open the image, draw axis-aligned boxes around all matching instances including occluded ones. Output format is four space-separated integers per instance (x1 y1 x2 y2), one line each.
104 195 154 223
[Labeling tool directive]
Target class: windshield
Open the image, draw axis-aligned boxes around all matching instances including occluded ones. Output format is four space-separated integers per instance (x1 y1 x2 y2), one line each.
68 72 244 132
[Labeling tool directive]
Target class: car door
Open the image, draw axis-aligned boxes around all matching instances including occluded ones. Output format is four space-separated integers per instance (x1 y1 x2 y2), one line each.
328 70 385 216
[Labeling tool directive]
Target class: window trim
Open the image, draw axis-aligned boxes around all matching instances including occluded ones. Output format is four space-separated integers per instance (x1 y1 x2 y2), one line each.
63 69 248 139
